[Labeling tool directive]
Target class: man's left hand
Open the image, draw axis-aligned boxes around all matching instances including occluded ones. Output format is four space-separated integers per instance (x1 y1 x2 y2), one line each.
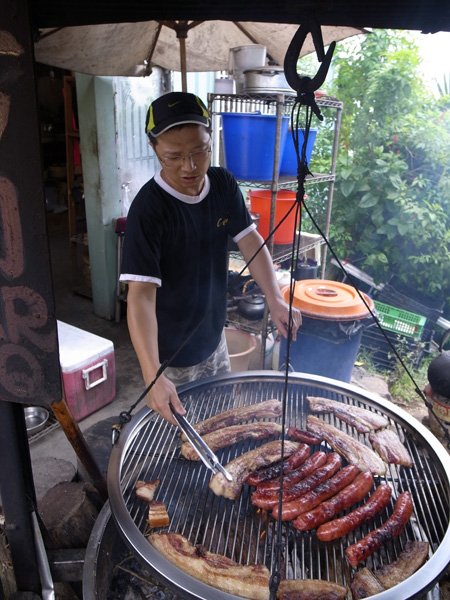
268 297 302 341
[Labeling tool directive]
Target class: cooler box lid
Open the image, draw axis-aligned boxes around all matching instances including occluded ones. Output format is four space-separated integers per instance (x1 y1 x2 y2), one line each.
282 279 374 320
57 321 114 372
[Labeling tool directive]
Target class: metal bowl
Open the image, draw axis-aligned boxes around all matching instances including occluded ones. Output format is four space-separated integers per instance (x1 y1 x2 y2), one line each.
24 406 49 436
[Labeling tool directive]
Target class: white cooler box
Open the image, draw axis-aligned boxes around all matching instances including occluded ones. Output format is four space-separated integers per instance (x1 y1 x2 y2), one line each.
57 321 116 421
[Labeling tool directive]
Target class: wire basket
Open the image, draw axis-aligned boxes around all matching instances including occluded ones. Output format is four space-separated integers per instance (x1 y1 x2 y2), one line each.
374 300 426 340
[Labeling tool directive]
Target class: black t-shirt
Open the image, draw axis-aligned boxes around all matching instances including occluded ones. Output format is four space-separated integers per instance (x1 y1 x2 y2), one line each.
120 167 254 367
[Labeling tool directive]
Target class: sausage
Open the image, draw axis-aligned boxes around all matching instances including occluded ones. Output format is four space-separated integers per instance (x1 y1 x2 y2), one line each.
287 426 323 445
345 491 413 568
272 464 360 521
292 471 374 531
245 444 310 487
317 483 392 541
251 452 342 510
256 451 327 492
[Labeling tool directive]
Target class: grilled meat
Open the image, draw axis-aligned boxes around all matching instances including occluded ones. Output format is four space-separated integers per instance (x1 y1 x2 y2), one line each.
374 540 429 589
246 444 311 486
148 532 270 600
276 578 347 599
345 491 414 568
251 452 342 510
292 471 374 532
350 541 429 598
368 428 413 467
287 426 323 445
307 396 389 433
209 440 301 500
307 415 386 475
350 567 384 599
147 501 170 528
180 422 283 460
272 464 360 521
135 479 160 502
317 483 392 541
256 451 327 492
188 399 282 439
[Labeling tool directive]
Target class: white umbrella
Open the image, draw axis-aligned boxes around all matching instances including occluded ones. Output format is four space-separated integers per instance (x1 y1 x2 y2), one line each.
34 20 364 91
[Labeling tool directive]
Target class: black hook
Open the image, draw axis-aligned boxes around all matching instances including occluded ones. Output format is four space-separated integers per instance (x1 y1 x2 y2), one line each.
284 18 336 120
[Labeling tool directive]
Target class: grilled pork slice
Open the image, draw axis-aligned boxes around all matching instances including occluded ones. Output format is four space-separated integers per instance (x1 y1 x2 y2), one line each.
350 541 429 598
351 568 384 599
209 440 301 500
307 396 389 433
135 479 160 502
187 399 282 439
180 422 283 460
147 501 170 528
148 532 270 600
307 415 386 475
368 428 413 467
374 540 429 589
276 578 347 599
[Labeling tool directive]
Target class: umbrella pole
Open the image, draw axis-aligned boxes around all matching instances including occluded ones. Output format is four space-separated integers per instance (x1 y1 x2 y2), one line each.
178 32 188 92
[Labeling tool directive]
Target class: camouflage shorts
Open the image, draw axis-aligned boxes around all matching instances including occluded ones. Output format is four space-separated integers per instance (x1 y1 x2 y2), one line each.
163 330 231 387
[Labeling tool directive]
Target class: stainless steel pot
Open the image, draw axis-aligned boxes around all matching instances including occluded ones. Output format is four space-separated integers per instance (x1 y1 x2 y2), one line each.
243 66 293 93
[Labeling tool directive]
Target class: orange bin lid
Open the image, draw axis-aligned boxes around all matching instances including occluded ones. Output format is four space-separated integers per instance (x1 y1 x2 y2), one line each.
282 279 374 320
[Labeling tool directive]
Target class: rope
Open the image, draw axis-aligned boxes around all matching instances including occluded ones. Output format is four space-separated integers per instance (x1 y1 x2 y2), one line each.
269 99 313 599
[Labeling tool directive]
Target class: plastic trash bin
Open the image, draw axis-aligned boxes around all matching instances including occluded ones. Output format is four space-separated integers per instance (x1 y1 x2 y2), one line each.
279 279 374 382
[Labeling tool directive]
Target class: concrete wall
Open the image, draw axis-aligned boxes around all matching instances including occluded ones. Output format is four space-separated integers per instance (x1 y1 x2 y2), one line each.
75 74 120 320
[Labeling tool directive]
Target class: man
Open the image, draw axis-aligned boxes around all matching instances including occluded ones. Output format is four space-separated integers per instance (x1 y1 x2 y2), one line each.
120 91 301 424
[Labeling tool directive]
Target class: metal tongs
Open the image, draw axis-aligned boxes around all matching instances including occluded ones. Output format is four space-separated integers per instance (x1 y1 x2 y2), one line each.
171 407 233 481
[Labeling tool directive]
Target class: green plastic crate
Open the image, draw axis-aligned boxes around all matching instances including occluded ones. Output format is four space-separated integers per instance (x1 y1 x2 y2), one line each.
373 300 426 340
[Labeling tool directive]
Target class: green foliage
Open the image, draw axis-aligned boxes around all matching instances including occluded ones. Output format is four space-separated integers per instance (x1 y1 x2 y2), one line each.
387 338 430 404
324 30 450 305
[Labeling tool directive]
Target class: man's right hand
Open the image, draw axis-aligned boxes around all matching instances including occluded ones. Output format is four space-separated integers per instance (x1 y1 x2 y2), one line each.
146 372 186 425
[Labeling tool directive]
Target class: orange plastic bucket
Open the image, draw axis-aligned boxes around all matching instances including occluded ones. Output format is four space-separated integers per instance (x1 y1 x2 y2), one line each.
250 190 298 244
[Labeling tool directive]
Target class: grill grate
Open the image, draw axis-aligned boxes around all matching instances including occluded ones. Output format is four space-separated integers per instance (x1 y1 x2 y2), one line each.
108 372 450 600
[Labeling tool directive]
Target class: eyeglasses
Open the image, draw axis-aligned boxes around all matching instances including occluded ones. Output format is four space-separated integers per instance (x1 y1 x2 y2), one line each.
157 146 212 168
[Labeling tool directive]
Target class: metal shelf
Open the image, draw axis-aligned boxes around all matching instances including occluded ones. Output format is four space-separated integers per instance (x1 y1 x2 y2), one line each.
208 92 343 111
238 173 335 189
208 91 342 259
210 91 342 364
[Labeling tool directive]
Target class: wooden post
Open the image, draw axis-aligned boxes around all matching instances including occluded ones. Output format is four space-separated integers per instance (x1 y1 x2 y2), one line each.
51 397 108 501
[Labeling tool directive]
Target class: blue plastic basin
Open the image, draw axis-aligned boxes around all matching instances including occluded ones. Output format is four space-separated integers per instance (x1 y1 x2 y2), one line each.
221 113 289 180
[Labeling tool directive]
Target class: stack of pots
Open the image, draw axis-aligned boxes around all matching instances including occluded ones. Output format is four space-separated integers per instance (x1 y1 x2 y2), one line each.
242 66 293 94
229 44 267 92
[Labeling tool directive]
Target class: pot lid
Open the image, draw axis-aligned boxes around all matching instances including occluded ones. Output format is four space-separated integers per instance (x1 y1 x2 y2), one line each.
282 279 374 320
243 66 285 74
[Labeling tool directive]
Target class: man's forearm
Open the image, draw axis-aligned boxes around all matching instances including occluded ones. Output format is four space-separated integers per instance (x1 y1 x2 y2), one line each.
126 283 161 384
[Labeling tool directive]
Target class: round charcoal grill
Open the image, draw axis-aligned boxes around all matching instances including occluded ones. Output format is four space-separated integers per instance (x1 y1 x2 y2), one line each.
108 372 450 600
